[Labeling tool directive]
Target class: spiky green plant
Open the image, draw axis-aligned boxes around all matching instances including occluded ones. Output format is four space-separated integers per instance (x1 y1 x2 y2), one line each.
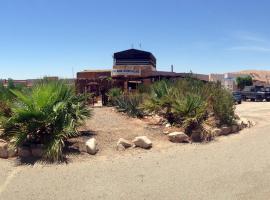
114 94 144 118
107 87 123 106
3 81 91 162
172 93 207 134
143 80 174 113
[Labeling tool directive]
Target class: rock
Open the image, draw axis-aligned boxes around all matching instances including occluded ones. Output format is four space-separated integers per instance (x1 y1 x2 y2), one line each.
231 125 239 133
31 144 43 157
220 126 232 136
117 138 132 148
236 118 255 129
190 129 203 142
78 141 87 152
0 139 8 159
8 147 17 157
163 130 169 135
18 147 31 157
148 115 164 125
116 143 126 151
168 132 190 143
132 136 152 149
211 128 222 136
86 138 98 155
165 123 171 128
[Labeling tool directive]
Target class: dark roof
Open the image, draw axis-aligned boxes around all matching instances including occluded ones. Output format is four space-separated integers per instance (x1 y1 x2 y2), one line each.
113 49 156 62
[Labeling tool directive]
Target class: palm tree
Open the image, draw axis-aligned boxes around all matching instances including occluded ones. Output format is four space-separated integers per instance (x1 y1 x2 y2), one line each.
4 81 91 161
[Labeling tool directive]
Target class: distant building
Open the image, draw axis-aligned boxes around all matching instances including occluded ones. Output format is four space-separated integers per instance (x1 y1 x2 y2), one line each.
76 48 209 94
209 73 251 91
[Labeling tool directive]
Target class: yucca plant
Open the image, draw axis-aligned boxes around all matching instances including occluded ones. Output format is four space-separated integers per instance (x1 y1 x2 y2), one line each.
107 87 123 106
172 93 207 133
143 80 174 113
114 94 144 118
3 81 91 162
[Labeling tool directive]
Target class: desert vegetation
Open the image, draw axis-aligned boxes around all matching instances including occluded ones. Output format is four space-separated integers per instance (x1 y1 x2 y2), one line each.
0 80 90 161
108 78 236 141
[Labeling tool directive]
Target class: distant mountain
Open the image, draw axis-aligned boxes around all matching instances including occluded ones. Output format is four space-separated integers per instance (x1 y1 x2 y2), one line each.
230 70 270 84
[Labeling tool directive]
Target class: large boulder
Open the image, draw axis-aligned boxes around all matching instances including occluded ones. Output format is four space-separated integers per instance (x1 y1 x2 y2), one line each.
168 132 190 143
86 138 98 155
117 138 132 149
0 139 8 159
132 136 152 149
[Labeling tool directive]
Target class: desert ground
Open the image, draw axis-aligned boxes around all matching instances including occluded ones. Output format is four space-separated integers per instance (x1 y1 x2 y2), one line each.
1 102 270 200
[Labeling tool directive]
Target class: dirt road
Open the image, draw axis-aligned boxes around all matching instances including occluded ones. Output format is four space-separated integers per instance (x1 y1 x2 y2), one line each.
1 102 270 200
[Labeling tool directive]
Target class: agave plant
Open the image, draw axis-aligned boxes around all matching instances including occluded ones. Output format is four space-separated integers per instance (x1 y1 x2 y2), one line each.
3 81 91 162
143 80 174 113
172 93 207 134
114 94 144 118
107 87 123 106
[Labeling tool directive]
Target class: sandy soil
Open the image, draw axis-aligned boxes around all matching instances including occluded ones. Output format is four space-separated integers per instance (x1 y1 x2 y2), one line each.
68 106 179 161
1 102 270 199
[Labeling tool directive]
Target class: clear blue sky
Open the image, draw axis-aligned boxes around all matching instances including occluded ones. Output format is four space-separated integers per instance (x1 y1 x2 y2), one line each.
1 0 270 79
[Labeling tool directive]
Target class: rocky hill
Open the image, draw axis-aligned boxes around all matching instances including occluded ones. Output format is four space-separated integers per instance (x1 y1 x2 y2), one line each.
231 70 270 84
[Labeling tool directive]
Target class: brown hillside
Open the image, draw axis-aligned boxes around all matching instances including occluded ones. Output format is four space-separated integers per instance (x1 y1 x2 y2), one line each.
231 70 270 84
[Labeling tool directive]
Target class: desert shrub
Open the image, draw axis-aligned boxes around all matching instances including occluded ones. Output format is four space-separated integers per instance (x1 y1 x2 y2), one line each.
207 83 235 125
137 84 151 94
142 80 174 114
107 87 123 106
2 81 91 162
114 93 144 118
172 93 207 133
142 78 235 136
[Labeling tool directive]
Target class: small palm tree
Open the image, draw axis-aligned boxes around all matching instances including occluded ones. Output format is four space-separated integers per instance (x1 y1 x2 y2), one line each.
4 81 91 162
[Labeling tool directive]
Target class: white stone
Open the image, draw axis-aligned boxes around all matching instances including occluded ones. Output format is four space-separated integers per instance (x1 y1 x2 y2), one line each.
168 132 190 143
165 123 171 128
132 136 152 149
163 130 169 135
117 138 132 148
86 138 98 155
0 139 8 159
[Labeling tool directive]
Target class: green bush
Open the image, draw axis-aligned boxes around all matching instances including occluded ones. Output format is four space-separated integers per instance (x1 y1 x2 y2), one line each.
143 78 235 130
142 80 174 114
114 94 144 118
2 81 91 162
207 83 235 125
107 87 123 106
172 93 207 132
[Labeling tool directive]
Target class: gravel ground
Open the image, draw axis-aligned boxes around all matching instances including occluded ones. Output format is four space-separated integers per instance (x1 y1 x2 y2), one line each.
80 106 172 157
